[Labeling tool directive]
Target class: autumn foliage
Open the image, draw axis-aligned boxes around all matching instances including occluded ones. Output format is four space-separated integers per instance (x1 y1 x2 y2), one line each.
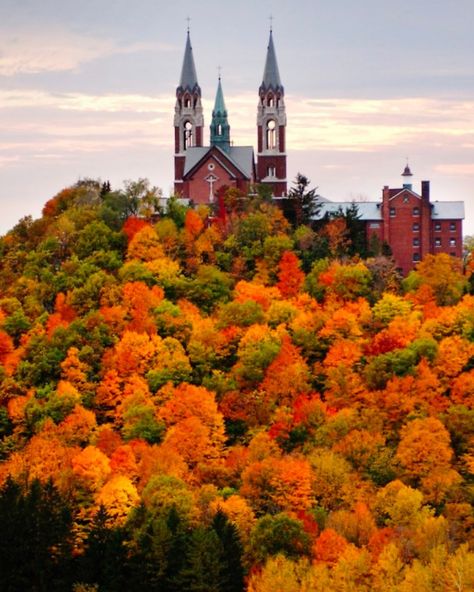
0 179 473 590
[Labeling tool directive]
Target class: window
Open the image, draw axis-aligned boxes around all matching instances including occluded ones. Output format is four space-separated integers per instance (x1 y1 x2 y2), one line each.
183 121 193 149
413 238 420 246
390 207 396 217
267 166 276 177
266 120 276 149
413 223 420 232
434 222 441 231
184 96 191 108
450 222 456 232
449 238 456 247
268 96 274 107
413 252 421 262
435 238 442 247
413 207 420 216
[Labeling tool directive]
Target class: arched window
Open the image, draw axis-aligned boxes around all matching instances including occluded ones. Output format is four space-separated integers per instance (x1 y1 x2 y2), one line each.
217 124 222 135
267 165 276 177
266 120 276 149
184 95 191 108
268 95 274 107
183 121 193 150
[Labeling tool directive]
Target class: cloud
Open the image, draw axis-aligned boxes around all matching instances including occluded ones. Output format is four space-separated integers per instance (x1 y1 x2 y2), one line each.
435 164 474 176
1 89 473 181
0 27 173 76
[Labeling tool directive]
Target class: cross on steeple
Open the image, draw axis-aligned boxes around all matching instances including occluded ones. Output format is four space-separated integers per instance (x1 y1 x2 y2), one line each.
186 16 191 32
269 14 273 32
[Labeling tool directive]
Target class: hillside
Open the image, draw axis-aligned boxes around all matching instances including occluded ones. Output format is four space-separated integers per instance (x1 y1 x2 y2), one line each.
0 179 473 591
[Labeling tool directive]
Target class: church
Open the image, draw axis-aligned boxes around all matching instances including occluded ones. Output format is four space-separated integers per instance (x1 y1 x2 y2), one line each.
172 29 464 276
173 29 287 203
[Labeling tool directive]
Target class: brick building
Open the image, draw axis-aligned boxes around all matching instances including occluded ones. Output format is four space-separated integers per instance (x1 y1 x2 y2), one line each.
318 165 464 275
173 29 287 203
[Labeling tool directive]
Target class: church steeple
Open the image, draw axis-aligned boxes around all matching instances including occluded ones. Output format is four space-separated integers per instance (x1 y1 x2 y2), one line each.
259 29 284 94
257 28 287 197
178 30 200 94
174 30 204 194
210 77 230 152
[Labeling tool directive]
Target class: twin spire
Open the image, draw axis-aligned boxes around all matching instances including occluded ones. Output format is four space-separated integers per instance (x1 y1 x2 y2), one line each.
178 27 283 147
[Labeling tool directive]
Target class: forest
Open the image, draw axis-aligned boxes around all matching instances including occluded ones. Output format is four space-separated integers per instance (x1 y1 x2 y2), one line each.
0 177 473 591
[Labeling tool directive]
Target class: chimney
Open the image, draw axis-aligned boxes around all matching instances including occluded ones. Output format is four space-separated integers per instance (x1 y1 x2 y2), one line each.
421 180 430 203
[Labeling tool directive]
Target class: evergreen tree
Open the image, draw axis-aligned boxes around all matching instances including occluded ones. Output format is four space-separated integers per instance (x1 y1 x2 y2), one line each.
212 510 245 592
285 173 321 226
0 478 73 592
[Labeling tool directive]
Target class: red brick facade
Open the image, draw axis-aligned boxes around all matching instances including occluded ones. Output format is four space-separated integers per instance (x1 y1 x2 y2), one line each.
363 181 464 275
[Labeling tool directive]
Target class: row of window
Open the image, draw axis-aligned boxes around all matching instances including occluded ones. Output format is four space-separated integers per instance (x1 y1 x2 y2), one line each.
390 208 458 232
390 207 421 217
412 222 457 232
412 238 457 247
413 252 456 262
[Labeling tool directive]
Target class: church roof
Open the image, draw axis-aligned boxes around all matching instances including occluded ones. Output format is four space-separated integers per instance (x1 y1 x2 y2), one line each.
178 31 200 93
183 146 255 179
260 30 283 94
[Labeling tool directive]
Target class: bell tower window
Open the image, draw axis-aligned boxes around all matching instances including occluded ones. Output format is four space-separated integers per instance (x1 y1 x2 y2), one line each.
183 121 193 150
266 119 276 149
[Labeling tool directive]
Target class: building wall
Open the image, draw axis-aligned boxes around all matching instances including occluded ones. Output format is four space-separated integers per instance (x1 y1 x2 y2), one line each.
379 184 463 275
182 156 249 205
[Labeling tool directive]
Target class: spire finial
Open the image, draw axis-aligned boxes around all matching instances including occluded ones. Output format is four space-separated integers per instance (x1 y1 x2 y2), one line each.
269 14 273 32
217 65 222 81
186 16 191 33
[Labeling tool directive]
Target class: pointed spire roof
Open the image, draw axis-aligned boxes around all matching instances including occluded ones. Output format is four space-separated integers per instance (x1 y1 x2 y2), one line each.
260 30 284 94
213 77 227 116
402 163 413 177
178 31 200 93
210 76 230 152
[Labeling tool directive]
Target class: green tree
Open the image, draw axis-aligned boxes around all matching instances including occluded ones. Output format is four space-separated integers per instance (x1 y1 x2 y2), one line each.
285 173 321 227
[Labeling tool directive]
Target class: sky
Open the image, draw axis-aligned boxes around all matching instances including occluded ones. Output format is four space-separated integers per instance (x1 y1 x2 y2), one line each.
0 0 473 235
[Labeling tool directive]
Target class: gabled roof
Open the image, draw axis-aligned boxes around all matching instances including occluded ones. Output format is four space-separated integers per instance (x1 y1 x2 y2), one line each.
388 187 421 201
183 145 255 180
177 31 200 93
260 30 284 94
